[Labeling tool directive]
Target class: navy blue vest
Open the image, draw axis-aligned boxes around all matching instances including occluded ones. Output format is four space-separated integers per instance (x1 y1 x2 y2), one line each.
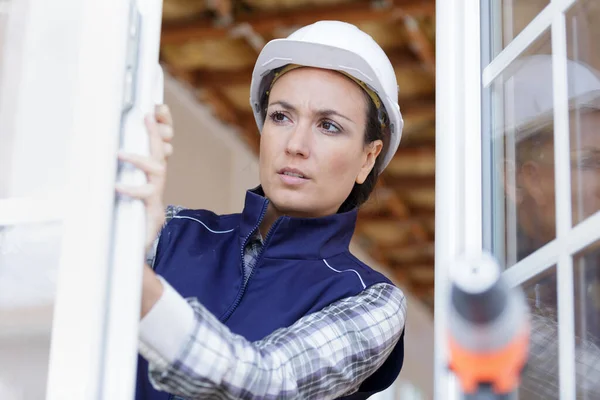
135 188 405 399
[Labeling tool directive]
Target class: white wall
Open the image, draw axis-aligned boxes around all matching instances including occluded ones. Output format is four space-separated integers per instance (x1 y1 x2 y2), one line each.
163 77 259 214
162 74 434 399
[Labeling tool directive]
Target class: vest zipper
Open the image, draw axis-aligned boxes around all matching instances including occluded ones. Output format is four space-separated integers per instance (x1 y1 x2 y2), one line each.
167 202 276 400
220 200 278 322
228 218 279 322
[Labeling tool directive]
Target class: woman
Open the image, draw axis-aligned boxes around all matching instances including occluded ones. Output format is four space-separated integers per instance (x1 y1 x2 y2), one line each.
117 20 407 400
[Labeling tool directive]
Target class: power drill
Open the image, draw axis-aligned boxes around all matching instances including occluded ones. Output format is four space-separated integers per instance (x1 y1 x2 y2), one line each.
447 252 530 399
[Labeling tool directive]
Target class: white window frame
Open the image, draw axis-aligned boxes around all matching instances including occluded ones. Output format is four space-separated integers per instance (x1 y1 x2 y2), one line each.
0 1 159 398
436 0 595 398
434 0 482 397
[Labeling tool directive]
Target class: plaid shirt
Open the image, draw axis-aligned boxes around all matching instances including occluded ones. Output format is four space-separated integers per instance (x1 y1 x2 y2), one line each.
140 206 407 399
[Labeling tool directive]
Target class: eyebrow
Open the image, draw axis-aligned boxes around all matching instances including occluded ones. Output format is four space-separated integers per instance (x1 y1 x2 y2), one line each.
268 100 355 124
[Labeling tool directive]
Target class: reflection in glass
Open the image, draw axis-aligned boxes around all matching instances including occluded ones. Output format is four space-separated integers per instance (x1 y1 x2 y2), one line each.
566 1 600 226
485 27 600 396
504 57 600 263
487 31 556 268
489 0 549 58
566 1 600 73
486 0 597 66
520 264 600 399
487 32 600 268
519 266 559 399
573 245 600 398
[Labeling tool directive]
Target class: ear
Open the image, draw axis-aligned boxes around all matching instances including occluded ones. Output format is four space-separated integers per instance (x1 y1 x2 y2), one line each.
356 140 383 184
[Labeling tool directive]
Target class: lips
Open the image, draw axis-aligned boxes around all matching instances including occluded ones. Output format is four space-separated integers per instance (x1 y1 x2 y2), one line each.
278 167 308 179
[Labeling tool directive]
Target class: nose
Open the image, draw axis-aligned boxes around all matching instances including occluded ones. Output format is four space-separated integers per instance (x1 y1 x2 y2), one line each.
285 123 310 158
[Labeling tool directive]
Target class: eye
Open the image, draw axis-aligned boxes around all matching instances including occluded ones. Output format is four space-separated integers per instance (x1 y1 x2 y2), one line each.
320 120 341 134
573 150 600 170
576 155 600 170
268 110 290 124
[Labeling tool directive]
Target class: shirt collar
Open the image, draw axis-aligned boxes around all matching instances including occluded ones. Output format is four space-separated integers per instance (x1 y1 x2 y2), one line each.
239 186 358 259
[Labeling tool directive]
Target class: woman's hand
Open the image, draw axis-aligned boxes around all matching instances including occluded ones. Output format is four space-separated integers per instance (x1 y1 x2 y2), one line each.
115 104 174 253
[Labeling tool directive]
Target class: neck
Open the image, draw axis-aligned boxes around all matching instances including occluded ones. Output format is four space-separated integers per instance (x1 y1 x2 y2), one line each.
259 202 282 239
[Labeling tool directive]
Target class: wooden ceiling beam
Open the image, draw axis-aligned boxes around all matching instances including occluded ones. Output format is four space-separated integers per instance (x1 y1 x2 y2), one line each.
161 0 435 44
199 87 261 153
377 182 426 240
385 175 435 190
400 98 436 121
356 220 434 245
407 265 435 283
407 282 435 297
162 64 199 87
358 207 433 221
387 47 423 68
199 87 238 125
399 15 436 73
193 66 254 87
356 217 431 247
385 146 435 176
386 241 435 262
373 184 410 219
190 47 424 88
213 0 234 24
390 269 434 295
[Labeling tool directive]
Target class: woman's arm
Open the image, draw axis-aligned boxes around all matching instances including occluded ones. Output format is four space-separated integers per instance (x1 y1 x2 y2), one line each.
138 279 406 400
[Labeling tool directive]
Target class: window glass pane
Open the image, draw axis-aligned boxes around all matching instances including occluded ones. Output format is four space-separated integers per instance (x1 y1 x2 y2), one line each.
0 0 12 104
0 222 61 399
519 266 559 399
0 3 63 398
565 1 600 72
573 244 600 398
485 31 555 268
489 0 549 58
0 223 62 307
0 0 74 200
0 1 9 48
565 1 600 227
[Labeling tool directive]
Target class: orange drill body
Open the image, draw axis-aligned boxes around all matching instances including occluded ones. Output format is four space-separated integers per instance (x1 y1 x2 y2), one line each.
447 253 531 399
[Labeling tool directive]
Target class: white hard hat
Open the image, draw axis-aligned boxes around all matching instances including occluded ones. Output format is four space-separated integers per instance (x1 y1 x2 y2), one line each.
249 20 403 172
505 55 600 140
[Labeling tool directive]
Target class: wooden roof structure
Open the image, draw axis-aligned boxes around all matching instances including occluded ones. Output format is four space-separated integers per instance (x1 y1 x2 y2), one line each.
159 0 437 311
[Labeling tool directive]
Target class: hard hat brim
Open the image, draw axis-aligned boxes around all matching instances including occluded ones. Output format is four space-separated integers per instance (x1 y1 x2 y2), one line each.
501 89 600 143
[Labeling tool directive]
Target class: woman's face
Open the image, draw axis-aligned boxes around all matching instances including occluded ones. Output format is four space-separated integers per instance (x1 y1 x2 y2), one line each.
515 110 600 241
258 67 382 218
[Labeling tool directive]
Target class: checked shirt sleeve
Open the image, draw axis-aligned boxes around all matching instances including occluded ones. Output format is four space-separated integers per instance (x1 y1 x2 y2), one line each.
146 205 185 268
139 281 407 400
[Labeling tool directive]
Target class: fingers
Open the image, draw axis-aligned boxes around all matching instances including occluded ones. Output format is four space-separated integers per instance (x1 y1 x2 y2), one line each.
118 151 166 176
115 182 156 200
155 104 173 127
155 105 174 143
163 142 173 158
157 122 174 142
145 116 167 163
